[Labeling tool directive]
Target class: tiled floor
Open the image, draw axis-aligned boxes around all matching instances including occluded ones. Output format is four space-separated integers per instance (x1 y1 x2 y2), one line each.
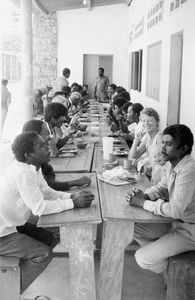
21 251 166 300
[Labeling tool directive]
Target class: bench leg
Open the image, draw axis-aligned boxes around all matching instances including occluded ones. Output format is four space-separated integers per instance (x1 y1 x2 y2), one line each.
0 265 20 300
166 259 195 300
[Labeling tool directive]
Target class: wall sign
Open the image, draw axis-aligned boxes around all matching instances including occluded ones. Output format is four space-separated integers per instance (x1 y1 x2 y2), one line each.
170 0 188 12
147 0 164 30
134 17 144 39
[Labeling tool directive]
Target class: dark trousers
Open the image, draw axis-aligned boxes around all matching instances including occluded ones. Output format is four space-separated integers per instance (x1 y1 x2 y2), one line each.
0 222 60 294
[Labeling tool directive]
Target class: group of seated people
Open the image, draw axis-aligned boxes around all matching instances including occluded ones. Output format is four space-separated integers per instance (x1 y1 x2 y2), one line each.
106 83 164 184
0 76 195 298
105 82 195 286
33 76 89 117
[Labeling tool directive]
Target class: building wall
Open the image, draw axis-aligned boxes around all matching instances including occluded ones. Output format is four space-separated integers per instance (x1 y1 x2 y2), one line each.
57 4 129 88
33 11 58 89
128 0 195 157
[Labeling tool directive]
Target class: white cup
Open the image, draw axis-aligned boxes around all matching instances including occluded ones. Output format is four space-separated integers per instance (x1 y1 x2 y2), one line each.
103 137 113 160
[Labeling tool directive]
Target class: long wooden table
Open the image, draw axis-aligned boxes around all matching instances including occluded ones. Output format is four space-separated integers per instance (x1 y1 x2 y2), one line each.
97 176 172 300
38 173 101 300
50 143 94 173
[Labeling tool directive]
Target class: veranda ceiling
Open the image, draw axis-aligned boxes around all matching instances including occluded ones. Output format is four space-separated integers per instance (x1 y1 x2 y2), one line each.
11 0 128 14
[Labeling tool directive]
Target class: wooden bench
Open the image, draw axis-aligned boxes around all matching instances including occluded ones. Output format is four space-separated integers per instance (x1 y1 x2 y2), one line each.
0 256 20 300
167 251 195 300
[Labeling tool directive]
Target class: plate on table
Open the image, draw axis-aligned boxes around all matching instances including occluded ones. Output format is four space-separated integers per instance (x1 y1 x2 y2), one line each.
113 139 122 144
59 149 78 154
118 171 138 184
79 118 91 122
58 152 75 158
114 149 128 156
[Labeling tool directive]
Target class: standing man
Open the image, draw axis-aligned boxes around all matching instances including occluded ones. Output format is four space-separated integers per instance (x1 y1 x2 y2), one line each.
94 67 109 102
53 68 71 93
125 124 195 278
1 79 11 135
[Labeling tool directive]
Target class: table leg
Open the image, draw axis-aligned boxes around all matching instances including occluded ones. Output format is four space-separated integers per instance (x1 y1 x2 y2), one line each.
60 224 97 300
98 220 134 300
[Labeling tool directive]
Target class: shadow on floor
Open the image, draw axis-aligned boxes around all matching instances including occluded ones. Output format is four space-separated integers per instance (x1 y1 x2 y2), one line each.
22 251 166 300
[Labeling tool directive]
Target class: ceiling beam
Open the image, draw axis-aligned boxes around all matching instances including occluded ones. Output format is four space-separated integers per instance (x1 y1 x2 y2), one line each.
33 0 49 15
126 0 133 5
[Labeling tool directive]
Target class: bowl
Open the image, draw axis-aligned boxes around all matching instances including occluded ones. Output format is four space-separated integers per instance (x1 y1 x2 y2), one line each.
73 139 88 149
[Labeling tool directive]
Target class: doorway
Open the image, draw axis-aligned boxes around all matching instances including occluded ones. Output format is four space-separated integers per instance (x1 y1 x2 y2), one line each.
83 54 113 98
167 31 183 125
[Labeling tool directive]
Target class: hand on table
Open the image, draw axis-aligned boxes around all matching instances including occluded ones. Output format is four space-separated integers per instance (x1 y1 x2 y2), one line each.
71 191 95 208
76 176 91 186
125 188 145 208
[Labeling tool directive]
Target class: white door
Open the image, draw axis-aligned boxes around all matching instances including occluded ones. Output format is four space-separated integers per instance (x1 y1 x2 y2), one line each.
167 32 183 125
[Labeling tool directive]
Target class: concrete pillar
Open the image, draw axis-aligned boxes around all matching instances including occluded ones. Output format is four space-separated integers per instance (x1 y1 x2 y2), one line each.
21 0 33 122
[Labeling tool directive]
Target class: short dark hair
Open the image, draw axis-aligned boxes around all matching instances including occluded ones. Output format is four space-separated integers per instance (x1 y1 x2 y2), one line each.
113 96 128 109
61 86 71 94
12 132 39 162
98 67 104 72
71 82 79 88
116 86 126 94
132 103 144 116
44 102 68 123
2 79 8 85
22 120 44 134
53 91 69 98
121 101 132 113
62 68 70 76
108 84 117 90
163 124 194 155
118 91 130 100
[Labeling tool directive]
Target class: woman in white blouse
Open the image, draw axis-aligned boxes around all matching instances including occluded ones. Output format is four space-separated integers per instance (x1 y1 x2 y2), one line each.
128 107 165 184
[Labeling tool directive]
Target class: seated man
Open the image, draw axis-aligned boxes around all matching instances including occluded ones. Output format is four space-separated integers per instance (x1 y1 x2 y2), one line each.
22 119 91 191
0 132 94 294
44 102 78 157
125 124 195 279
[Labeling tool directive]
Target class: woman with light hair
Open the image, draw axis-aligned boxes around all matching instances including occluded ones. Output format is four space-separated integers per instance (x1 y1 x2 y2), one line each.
128 107 165 183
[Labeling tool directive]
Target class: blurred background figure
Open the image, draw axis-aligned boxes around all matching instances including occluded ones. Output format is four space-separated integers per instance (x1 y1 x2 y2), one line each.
33 83 52 116
1 79 11 138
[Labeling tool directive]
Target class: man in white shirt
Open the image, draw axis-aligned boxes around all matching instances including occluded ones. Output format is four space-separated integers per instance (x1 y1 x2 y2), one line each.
53 68 71 93
125 124 195 275
0 131 94 294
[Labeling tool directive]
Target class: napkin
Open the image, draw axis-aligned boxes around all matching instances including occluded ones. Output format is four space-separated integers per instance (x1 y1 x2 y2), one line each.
98 166 132 186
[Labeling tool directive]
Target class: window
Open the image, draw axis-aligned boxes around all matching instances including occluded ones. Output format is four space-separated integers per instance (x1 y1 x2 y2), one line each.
146 41 161 100
130 49 142 91
2 54 22 81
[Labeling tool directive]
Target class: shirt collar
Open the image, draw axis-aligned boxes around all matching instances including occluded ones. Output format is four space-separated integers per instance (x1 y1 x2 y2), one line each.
14 160 40 173
171 155 191 174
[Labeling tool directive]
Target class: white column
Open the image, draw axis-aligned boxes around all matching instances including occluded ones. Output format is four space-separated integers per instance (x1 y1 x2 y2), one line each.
21 0 33 122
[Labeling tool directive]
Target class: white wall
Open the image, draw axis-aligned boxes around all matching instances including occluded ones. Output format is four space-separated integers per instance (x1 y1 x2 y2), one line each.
128 0 195 157
57 4 129 88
